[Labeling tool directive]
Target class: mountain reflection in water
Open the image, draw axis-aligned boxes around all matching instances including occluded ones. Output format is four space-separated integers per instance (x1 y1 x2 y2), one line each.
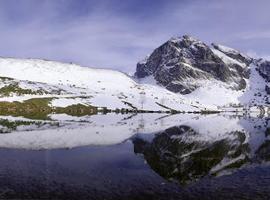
0 113 269 199
133 116 270 185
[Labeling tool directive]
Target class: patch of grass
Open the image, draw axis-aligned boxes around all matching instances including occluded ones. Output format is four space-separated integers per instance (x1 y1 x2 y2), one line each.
0 83 43 96
0 98 98 120
0 98 53 120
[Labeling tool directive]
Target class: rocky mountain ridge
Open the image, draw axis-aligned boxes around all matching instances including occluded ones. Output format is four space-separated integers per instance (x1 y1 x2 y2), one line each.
135 35 269 97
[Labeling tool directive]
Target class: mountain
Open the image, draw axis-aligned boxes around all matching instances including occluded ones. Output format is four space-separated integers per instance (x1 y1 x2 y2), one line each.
0 35 269 115
135 35 269 109
135 35 250 93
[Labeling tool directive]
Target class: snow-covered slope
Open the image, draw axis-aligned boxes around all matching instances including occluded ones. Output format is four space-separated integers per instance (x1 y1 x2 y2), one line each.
0 58 135 91
0 58 211 112
0 35 269 112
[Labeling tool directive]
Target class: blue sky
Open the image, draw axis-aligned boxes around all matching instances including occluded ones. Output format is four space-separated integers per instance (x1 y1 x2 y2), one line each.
0 0 269 73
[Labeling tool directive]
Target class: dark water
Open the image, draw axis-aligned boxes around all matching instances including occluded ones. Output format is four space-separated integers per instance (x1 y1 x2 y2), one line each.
0 114 269 199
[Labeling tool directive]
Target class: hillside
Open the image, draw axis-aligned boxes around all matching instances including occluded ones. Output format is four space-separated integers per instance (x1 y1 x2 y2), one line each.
0 58 211 115
0 35 269 115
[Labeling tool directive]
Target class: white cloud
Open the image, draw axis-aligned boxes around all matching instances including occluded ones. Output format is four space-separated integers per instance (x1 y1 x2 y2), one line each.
0 0 269 73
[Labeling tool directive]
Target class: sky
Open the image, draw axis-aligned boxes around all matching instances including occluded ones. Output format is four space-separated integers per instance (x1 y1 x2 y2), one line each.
0 0 269 73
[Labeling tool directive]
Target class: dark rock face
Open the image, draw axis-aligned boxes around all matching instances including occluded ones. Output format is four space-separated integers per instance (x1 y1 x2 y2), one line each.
257 60 270 82
256 60 270 94
135 35 250 94
133 125 249 185
266 85 270 95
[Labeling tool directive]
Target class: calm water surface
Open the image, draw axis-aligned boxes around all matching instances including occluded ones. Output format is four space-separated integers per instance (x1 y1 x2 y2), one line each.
0 113 269 199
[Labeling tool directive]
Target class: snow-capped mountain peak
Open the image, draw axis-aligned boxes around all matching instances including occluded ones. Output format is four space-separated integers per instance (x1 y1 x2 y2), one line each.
135 35 269 108
135 35 251 94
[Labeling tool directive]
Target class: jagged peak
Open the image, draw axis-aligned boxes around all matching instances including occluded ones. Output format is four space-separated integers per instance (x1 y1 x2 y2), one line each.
169 34 202 44
183 34 200 42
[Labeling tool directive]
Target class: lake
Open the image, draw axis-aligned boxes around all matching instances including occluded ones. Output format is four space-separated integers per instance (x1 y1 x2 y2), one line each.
0 113 269 199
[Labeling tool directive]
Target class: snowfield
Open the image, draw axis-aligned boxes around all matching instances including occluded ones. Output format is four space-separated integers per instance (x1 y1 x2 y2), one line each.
0 58 214 112
0 55 268 113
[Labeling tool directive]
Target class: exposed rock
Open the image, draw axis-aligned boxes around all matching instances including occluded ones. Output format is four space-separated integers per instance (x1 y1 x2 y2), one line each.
135 35 250 94
266 85 270 95
257 59 270 82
